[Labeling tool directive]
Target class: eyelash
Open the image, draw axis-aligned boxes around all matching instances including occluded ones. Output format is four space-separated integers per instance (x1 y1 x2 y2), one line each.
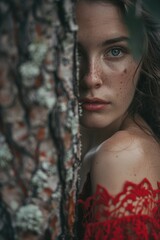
77 46 128 62
104 46 128 59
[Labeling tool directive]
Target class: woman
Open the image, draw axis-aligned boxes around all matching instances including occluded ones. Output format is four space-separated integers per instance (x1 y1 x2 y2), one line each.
76 0 160 239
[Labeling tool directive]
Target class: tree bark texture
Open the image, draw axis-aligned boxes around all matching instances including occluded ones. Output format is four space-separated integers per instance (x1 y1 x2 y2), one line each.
0 0 80 239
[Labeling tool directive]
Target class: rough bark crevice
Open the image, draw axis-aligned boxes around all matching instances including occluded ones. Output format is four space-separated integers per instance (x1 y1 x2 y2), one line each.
0 0 79 239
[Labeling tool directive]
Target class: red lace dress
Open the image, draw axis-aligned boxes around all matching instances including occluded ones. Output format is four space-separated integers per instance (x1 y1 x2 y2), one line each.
78 174 160 239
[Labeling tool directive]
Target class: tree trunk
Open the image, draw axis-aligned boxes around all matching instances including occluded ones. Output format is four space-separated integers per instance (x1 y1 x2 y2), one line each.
0 0 80 239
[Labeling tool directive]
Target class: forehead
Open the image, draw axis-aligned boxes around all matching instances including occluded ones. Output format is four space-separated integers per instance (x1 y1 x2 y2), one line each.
76 1 128 47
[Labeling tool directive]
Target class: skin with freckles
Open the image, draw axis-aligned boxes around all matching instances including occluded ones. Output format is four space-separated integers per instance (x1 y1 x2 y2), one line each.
76 1 160 196
77 2 140 130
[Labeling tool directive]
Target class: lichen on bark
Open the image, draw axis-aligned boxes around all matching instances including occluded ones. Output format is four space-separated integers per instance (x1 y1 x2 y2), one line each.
0 0 80 239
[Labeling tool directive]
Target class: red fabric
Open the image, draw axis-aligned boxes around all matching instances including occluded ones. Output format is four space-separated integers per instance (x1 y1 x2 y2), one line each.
78 176 160 239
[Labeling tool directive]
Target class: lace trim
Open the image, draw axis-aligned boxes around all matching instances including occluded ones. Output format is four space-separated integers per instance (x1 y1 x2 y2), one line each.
82 216 160 240
78 178 160 239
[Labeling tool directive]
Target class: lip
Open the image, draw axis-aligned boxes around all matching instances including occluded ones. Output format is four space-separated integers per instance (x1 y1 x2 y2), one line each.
79 98 110 111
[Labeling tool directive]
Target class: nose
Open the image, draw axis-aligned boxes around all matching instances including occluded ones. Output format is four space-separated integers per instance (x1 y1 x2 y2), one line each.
80 58 103 90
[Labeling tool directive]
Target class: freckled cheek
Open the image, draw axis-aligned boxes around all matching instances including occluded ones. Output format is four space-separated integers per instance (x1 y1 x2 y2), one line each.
102 61 139 89
119 65 138 87
114 69 136 100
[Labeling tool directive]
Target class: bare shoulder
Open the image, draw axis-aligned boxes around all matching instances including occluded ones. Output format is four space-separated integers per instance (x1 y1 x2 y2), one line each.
91 129 160 195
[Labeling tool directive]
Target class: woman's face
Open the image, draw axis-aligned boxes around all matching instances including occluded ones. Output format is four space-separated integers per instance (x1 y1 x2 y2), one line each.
76 1 141 129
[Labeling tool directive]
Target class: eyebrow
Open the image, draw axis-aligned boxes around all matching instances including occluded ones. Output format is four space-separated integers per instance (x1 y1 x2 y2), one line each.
101 36 129 47
77 36 129 50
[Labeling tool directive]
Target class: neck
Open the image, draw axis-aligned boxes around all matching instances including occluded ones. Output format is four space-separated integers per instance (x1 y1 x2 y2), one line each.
80 114 128 157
